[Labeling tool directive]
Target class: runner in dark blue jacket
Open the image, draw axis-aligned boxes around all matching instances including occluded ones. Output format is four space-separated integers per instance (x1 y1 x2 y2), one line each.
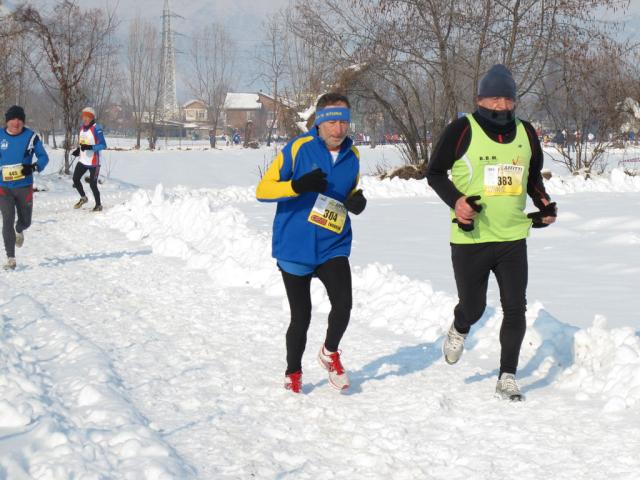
257 93 367 394
0 106 49 270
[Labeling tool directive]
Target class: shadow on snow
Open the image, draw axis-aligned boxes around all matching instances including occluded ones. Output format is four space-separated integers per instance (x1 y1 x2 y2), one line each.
464 307 578 394
38 249 152 267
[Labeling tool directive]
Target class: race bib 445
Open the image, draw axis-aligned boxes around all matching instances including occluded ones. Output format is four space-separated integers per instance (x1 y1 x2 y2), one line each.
484 164 524 196
308 194 347 234
2 164 25 182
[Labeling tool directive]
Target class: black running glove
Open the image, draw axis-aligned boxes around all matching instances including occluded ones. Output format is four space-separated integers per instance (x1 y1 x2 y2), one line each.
527 202 557 228
345 189 367 215
292 168 328 194
80 144 93 151
21 163 37 176
71 147 80 157
452 195 483 231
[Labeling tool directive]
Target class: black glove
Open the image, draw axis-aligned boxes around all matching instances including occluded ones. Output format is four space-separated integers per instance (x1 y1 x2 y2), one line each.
292 168 328 194
527 202 557 228
21 163 37 176
452 195 483 231
345 189 367 215
80 144 93 151
71 147 80 157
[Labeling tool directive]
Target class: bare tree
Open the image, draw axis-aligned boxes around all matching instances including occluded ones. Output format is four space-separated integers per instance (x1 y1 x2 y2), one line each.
538 36 633 175
283 20 332 108
255 13 288 146
289 0 630 171
0 7 25 110
127 16 160 149
81 18 120 120
186 23 235 149
13 0 119 174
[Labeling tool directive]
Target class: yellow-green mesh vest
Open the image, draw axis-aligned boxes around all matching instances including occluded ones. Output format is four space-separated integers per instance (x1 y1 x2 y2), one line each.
450 114 532 244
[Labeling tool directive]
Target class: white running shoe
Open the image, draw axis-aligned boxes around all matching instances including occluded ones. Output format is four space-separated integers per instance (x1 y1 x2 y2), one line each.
74 196 88 209
4 257 17 270
495 373 525 401
318 346 350 391
15 231 24 248
443 323 468 365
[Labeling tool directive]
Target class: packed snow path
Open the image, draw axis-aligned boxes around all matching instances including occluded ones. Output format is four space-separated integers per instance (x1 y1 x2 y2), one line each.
2 183 640 479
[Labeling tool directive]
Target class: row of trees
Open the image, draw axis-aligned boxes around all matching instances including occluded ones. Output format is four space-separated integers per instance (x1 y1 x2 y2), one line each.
254 0 638 174
285 0 637 172
0 0 238 172
126 16 236 150
0 0 639 175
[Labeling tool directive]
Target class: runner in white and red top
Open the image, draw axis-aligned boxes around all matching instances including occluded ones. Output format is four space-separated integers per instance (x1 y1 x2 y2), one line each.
71 107 107 212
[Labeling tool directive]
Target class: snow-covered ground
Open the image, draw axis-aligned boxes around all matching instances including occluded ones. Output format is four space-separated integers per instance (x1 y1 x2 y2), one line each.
1 144 640 478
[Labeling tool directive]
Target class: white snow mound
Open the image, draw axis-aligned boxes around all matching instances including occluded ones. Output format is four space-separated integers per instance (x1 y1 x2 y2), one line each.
102 187 640 411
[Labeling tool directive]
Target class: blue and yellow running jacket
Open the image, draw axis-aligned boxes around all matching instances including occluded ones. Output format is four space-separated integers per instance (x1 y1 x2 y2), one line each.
256 128 360 266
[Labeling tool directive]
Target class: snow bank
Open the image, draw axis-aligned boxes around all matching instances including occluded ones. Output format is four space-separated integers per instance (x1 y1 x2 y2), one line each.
359 176 437 199
0 282 193 479
100 186 456 332
362 167 640 198
557 315 640 412
101 185 273 287
186 167 640 205
306 263 456 341
450 299 640 411
359 168 640 199
545 168 640 195
102 187 640 411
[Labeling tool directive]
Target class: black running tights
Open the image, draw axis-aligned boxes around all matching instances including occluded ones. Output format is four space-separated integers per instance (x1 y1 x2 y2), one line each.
281 257 352 375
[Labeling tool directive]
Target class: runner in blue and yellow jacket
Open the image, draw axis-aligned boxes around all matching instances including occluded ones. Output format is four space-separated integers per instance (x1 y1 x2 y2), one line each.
256 93 367 394
0 105 49 270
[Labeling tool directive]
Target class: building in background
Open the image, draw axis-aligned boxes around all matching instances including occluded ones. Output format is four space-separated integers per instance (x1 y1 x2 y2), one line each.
181 99 213 139
223 92 296 142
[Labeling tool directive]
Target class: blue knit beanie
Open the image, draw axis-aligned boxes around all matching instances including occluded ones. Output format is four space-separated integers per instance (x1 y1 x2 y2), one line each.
478 65 517 99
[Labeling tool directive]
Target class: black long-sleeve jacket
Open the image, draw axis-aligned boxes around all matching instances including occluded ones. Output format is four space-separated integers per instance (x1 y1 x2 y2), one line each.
426 111 549 210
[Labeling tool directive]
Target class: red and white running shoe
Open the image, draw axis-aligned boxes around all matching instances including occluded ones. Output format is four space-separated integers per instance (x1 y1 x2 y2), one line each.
318 346 350 391
284 371 303 393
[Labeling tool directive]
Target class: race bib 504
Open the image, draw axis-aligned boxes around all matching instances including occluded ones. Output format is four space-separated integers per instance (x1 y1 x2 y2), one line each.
484 164 524 196
308 194 347 234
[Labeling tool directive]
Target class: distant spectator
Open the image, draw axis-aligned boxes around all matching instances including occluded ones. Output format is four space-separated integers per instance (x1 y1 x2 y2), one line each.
567 131 576 153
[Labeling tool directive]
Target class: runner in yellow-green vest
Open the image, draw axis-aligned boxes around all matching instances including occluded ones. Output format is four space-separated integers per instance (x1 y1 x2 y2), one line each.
426 64 557 401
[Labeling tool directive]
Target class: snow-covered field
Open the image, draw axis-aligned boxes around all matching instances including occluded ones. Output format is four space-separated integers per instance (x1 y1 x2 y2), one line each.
1 143 640 478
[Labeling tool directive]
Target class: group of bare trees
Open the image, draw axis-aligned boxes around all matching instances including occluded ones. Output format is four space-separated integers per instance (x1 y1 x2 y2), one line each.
0 0 238 164
10 1 118 173
255 0 636 174
126 16 161 150
186 23 235 149
0 0 639 176
126 18 236 150
537 36 633 174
